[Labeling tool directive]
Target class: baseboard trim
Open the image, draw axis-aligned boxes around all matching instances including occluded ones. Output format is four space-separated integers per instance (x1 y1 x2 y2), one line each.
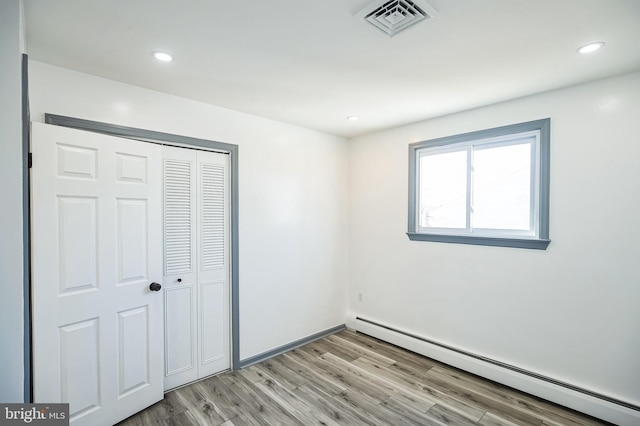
238 324 346 369
347 315 640 426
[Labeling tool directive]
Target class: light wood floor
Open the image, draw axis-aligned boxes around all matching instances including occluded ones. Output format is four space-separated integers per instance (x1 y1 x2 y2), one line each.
118 329 608 425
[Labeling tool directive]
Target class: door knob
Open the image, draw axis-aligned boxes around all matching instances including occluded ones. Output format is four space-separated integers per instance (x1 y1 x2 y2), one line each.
149 282 162 291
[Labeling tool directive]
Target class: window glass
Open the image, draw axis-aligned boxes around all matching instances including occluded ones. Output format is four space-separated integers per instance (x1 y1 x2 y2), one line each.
419 150 467 229
472 141 532 231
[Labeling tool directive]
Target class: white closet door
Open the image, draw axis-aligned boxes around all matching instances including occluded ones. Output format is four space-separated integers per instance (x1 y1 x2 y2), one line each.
196 150 230 378
31 122 164 426
162 147 198 390
162 147 230 390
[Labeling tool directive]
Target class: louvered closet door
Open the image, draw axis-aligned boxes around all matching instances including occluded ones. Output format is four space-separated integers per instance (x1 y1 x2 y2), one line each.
162 146 230 390
196 150 230 378
162 147 198 390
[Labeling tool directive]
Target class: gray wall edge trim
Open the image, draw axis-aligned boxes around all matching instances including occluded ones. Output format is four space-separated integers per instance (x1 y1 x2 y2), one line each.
407 233 551 250
22 53 31 402
238 324 346 369
42 113 241 370
355 316 640 412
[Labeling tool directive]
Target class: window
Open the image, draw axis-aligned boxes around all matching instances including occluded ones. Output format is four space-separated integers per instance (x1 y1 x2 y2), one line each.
407 119 550 249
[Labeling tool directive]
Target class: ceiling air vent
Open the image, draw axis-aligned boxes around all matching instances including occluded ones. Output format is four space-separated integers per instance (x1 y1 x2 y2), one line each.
355 0 437 37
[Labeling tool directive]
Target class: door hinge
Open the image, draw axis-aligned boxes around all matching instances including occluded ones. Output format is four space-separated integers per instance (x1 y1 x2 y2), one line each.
28 152 32 168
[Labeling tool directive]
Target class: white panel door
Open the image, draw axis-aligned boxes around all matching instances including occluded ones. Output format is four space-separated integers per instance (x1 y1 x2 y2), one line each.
31 122 164 426
162 147 230 390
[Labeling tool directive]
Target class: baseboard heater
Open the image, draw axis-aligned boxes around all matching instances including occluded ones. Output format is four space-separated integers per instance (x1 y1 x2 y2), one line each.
353 316 639 415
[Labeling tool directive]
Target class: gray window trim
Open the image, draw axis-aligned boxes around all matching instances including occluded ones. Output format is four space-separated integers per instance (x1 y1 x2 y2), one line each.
407 118 551 250
43 113 241 369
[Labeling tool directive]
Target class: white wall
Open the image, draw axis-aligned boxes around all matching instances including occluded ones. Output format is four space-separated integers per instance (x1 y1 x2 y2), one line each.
28 61 349 361
0 0 25 403
348 72 640 411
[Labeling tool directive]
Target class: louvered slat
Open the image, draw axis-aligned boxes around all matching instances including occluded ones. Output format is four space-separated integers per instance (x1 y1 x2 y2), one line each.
200 163 225 270
164 159 192 275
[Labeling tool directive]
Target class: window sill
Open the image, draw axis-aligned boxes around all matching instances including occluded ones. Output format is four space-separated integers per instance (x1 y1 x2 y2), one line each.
406 232 551 250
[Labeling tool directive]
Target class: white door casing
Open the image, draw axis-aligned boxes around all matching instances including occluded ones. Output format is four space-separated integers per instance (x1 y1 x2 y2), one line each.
163 146 230 390
31 123 164 426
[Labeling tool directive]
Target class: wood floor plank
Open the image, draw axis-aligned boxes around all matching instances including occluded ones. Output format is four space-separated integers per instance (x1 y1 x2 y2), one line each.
422 371 544 426
351 357 437 412
173 381 230 425
117 390 188 426
328 352 458 417
304 339 358 362
359 402 428 426
237 364 268 383
117 413 147 426
253 377 342 426
337 333 438 383
479 411 522 426
196 377 268 425
426 404 486 426
287 347 321 364
542 416 608 426
320 351 433 409
220 412 264 426
279 352 347 395
219 374 304 426
323 334 397 365
380 396 444 426
165 410 201 426
291 384 372 425
390 355 438 381
214 370 245 388
427 366 605 426
252 358 307 390
331 390 402 425
339 329 441 370
121 328 611 426
352 355 485 421
270 354 341 394
307 353 390 403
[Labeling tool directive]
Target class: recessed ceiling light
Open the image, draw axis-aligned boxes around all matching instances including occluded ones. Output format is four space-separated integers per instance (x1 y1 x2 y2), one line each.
152 51 173 62
347 116 359 121
577 42 605 54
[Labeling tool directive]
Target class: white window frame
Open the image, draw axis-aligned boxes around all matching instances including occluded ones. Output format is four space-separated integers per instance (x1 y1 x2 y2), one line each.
407 119 551 250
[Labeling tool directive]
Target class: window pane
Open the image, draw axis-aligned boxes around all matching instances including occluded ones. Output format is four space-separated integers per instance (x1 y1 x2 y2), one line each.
472 142 531 231
419 150 467 229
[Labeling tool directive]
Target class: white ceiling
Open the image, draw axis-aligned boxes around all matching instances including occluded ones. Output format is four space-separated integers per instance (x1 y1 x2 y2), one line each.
24 0 640 138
